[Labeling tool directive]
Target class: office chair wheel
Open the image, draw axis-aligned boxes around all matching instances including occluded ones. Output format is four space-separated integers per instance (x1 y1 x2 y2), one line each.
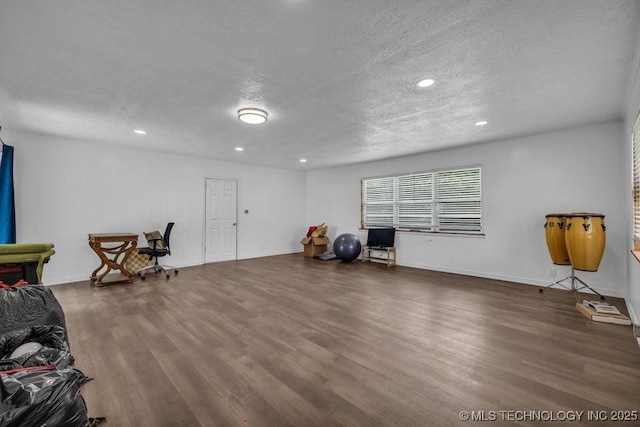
538 288 544 293
141 275 146 281
175 270 179 275
165 274 170 279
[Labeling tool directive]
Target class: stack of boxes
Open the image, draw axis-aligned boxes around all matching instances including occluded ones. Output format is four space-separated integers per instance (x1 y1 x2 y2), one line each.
300 224 329 257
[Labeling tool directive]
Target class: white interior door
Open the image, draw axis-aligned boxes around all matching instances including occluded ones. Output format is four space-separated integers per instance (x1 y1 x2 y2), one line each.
205 178 237 263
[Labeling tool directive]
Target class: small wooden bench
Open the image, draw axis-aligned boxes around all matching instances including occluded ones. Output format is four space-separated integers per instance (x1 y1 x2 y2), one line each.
361 246 396 267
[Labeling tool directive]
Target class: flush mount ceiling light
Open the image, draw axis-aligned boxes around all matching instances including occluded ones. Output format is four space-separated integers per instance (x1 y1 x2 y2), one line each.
235 147 244 151
475 121 488 126
134 129 146 134
300 159 307 163
238 108 268 124
416 78 435 88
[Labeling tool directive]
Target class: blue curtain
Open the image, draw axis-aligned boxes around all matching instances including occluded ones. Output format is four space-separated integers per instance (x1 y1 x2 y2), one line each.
0 144 16 243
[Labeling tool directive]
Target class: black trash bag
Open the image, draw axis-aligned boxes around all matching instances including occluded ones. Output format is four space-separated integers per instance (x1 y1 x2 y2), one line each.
0 325 74 371
0 367 90 427
0 286 67 339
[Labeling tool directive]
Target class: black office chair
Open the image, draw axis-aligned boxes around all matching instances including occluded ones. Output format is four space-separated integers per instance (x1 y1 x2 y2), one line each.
137 222 178 280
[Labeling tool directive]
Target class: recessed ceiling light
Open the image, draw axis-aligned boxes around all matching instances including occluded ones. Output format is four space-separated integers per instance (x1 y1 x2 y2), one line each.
238 108 268 124
416 78 435 88
235 147 244 151
475 121 488 126
134 130 146 134
300 159 307 163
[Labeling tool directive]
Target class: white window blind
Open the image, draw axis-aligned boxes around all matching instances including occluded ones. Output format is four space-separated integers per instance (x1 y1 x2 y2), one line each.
633 114 640 240
361 166 482 233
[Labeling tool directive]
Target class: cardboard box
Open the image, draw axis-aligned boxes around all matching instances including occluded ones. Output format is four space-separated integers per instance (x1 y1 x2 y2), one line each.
300 236 330 257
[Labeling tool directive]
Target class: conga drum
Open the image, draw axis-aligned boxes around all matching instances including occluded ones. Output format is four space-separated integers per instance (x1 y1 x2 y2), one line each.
564 213 606 271
544 214 571 265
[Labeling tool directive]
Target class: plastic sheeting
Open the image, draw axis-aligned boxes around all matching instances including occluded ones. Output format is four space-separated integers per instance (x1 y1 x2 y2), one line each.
0 325 74 372
0 286 67 338
0 367 91 427
0 285 105 425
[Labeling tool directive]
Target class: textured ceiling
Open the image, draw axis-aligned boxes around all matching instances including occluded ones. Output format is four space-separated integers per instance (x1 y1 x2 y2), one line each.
1 1 639 170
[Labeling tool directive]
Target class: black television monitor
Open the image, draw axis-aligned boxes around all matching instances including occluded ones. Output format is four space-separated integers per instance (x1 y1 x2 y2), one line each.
366 227 395 248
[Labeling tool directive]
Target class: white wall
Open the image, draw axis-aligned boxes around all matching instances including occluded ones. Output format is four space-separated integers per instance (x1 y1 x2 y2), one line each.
11 130 306 285
307 121 628 297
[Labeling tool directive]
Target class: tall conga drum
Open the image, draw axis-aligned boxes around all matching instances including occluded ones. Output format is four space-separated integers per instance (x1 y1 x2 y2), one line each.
544 214 571 265
564 213 606 271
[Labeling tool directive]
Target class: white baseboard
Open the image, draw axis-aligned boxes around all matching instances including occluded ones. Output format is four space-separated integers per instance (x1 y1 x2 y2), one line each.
627 301 639 327
42 255 626 301
398 261 626 298
43 253 299 286
237 249 298 260
44 260 202 286
44 274 89 286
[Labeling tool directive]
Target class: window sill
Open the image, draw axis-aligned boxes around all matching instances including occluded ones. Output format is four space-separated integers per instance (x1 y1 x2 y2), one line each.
359 228 485 238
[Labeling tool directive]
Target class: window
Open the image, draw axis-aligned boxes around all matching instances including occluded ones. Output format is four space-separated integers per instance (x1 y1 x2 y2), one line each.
361 166 482 234
633 113 640 249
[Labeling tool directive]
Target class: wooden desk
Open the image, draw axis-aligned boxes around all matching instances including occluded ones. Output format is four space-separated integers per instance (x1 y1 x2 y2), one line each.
88 233 138 286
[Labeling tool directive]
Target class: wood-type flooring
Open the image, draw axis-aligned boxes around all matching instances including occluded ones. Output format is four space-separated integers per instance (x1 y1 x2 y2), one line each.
51 254 640 426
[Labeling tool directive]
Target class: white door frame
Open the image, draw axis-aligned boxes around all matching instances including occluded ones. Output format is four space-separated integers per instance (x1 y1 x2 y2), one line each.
202 176 239 263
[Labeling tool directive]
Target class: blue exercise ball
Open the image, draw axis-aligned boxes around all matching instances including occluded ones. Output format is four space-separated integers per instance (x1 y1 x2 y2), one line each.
333 233 362 262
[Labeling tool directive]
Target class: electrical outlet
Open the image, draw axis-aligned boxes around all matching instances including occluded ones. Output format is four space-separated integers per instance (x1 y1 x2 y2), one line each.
548 268 556 278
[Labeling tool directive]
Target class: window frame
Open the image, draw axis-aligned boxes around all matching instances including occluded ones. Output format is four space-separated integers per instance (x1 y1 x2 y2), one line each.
360 164 484 236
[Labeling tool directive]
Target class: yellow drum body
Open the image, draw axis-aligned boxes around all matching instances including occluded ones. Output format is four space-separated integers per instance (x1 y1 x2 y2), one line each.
544 214 571 265
564 214 606 272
